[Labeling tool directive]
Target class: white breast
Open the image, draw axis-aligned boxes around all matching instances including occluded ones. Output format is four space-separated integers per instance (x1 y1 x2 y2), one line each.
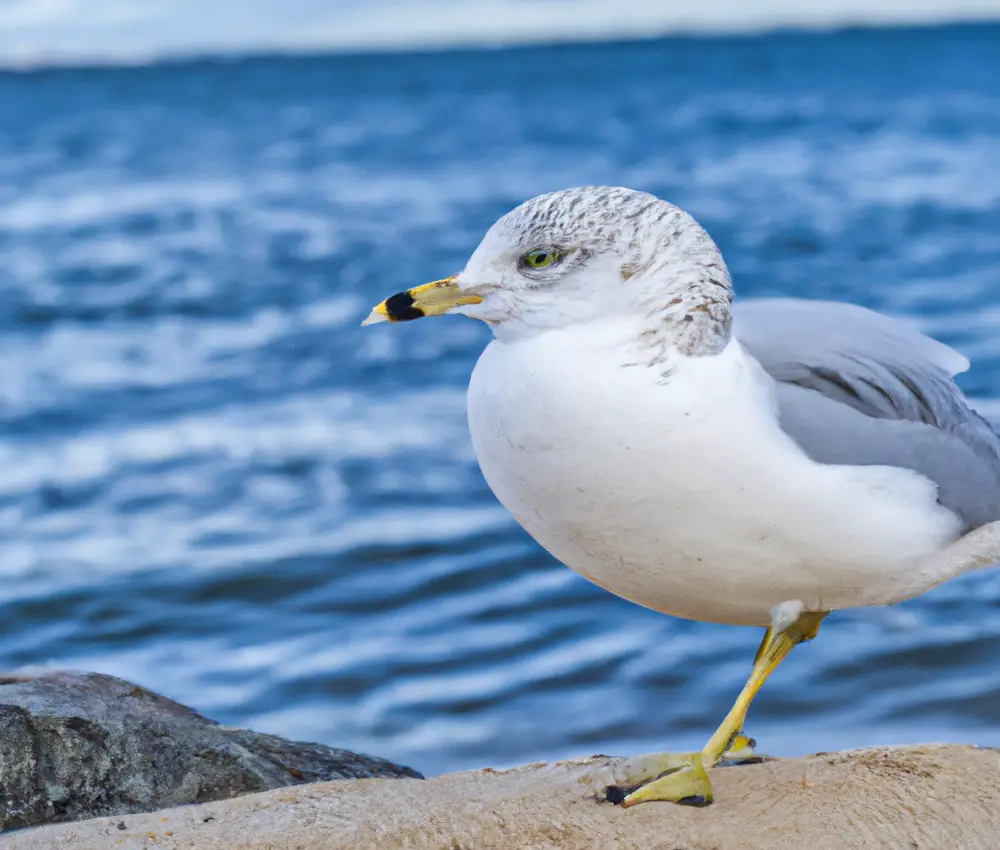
466 324 963 627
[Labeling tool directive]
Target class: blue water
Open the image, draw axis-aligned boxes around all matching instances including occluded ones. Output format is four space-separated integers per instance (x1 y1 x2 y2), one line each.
2 25 1000 778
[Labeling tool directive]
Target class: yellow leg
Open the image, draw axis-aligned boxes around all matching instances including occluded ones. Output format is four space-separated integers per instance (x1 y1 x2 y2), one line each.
611 607 827 807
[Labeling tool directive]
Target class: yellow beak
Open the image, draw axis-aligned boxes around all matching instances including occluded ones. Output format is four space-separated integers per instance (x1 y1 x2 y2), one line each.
361 276 483 326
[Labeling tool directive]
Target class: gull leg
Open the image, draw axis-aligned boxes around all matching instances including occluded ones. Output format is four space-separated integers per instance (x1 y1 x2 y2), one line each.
606 602 827 807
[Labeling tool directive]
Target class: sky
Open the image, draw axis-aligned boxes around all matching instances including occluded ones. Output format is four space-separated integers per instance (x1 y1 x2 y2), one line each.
2 0 1000 66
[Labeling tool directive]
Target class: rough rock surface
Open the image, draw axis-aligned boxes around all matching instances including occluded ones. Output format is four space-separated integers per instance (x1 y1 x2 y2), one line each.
9 743 1000 849
0 671 421 832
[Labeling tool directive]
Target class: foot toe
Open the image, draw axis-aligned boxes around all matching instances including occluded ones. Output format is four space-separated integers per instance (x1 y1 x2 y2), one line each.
621 758 714 807
719 732 769 767
600 732 764 806
605 750 694 788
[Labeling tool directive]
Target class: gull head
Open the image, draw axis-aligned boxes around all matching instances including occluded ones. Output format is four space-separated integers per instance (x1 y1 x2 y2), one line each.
363 186 733 353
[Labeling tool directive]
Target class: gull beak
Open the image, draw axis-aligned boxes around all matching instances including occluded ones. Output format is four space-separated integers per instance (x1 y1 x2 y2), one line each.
361 276 483 326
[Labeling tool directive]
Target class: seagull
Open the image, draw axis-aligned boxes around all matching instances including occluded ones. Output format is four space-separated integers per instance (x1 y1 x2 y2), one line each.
362 186 1000 806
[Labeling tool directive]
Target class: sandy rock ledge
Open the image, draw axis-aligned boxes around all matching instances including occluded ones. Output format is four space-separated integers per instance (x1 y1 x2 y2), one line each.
9 743 1000 849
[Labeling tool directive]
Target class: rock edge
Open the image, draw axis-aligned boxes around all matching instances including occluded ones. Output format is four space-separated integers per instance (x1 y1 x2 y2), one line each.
9 743 1000 849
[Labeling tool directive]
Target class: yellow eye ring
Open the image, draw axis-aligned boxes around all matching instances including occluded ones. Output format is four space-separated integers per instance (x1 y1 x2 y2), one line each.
524 249 558 268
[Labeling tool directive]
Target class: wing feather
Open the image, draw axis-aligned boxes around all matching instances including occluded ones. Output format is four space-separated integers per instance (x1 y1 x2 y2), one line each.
734 298 1000 529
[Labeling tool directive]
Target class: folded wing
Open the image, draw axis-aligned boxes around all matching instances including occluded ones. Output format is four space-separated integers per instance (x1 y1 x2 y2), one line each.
735 298 1000 530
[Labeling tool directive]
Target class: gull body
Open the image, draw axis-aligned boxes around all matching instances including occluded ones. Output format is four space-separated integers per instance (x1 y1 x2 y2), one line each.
468 321 961 627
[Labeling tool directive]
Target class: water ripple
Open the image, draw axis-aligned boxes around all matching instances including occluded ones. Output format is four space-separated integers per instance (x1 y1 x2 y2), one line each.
2 27 1000 775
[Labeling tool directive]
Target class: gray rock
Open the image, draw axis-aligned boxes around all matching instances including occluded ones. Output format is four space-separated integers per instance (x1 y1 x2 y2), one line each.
0 671 421 831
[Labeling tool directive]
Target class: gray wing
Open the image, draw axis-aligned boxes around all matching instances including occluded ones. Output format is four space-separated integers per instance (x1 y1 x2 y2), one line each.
734 298 1000 530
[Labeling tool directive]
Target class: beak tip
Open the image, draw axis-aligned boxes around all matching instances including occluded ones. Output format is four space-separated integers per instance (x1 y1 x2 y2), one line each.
361 309 389 327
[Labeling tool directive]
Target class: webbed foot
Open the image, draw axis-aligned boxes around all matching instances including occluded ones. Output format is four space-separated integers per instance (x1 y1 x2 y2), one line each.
603 733 762 806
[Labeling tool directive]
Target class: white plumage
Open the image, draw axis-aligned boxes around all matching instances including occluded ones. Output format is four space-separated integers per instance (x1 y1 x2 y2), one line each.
469 319 964 626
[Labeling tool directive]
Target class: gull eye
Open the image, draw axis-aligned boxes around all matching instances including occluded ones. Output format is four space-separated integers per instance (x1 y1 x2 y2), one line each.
522 249 559 269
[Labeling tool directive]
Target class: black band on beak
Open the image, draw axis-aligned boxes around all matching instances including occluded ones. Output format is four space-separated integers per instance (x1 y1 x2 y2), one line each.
384 291 426 322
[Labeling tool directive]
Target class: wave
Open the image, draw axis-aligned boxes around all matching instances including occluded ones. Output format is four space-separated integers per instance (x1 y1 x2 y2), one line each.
2 0 1000 69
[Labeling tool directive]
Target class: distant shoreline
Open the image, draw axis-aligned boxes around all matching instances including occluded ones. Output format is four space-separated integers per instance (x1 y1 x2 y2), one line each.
2 13 1000 73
